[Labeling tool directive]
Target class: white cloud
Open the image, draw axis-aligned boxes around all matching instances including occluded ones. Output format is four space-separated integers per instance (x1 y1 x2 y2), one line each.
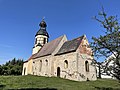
0 44 13 48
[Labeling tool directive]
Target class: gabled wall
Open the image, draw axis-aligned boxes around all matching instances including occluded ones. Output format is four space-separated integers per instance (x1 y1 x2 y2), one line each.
76 35 97 81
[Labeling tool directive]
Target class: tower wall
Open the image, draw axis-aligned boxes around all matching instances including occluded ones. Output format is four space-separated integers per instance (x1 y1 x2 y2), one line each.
32 19 49 54
32 35 48 54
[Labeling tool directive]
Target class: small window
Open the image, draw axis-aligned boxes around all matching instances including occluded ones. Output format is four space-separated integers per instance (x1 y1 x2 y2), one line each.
35 38 37 44
46 60 48 66
39 60 42 72
64 60 68 69
47 38 49 43
85 61 89 72
43 38 46 44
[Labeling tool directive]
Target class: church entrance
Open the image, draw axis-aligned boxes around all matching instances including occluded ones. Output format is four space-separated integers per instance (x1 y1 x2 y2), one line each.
57 67 60 77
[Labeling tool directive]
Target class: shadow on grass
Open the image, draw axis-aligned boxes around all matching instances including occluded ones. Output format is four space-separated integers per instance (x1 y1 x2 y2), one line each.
94 87 120 90
8 88 57 90
0 84 6 89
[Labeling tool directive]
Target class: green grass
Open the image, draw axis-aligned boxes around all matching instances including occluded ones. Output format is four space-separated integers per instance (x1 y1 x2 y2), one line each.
0 75 120 90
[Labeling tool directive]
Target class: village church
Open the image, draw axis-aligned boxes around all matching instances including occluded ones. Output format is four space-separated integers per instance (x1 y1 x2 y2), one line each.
22 19 97 81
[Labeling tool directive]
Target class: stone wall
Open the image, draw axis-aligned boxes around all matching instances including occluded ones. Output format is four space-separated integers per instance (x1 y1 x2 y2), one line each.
22 62 28 75
23 35 97 81
54 52 78 81
27 59 33 75
54 52 97 81
32 55 54 77
77 53 97 81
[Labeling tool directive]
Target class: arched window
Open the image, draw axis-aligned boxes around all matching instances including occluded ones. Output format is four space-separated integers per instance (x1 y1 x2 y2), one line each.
43 38 46 44
39 60 42 72
57 67 60 77
35 38 37 44
45 60 48 66
47 38 49 43
85 61 89 72
64 60 68 69
32 61 35 72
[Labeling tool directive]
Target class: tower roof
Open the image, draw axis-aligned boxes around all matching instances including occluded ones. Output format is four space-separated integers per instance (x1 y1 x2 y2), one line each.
39 20 47 27
35 19 49 37
36 29 49 37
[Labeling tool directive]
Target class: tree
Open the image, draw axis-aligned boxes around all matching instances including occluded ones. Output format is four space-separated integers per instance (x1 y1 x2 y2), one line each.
91 8 120 81
97 62 102 78
0 58 24 75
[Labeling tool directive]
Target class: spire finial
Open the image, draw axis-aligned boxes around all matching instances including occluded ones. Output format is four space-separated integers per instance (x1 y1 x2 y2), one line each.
42 16 45 21
39 17 47 27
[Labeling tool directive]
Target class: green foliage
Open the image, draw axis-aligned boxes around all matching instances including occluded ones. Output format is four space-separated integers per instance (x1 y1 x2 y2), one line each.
0 58 23 75
0 75 120 90
91 8 120 80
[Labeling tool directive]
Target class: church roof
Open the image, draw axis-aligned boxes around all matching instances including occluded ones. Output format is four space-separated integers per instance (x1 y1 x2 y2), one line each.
24 53 37 63
56 35 84 55
34 35 64 58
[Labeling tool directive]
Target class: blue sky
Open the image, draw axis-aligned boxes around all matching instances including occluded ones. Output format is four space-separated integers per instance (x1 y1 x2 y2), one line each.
0 0 120 64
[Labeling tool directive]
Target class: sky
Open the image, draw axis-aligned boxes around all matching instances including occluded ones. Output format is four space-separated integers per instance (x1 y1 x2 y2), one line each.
0 0 120 64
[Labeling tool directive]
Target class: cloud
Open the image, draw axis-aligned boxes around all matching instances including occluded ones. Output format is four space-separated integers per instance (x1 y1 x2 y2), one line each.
0 44 13 48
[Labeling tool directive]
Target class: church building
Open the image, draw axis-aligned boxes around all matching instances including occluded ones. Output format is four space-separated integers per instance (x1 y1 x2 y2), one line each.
22 19 97 81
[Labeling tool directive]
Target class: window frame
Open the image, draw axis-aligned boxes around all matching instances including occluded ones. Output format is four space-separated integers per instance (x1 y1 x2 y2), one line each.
64 60 68 69
85 61 89 72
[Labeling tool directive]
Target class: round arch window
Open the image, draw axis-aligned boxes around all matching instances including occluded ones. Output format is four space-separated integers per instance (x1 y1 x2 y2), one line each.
64 60 68 69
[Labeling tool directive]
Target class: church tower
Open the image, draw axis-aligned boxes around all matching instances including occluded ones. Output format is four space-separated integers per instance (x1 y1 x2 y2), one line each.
32 19 49 54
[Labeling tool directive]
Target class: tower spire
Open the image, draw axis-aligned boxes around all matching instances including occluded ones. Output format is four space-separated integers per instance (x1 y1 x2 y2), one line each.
32 18 49 54
42 16 45 20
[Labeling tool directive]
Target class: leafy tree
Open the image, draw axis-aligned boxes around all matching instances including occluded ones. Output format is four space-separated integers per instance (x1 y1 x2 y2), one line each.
0 58 24 75
0 65 2 75
91 8 120 81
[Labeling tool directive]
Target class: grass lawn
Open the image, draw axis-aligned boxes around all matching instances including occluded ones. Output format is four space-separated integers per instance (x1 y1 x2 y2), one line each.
0 75 120 90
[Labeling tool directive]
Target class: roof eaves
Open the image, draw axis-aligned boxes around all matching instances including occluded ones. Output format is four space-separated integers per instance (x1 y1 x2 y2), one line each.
55 50 76 56
33 54 51 59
